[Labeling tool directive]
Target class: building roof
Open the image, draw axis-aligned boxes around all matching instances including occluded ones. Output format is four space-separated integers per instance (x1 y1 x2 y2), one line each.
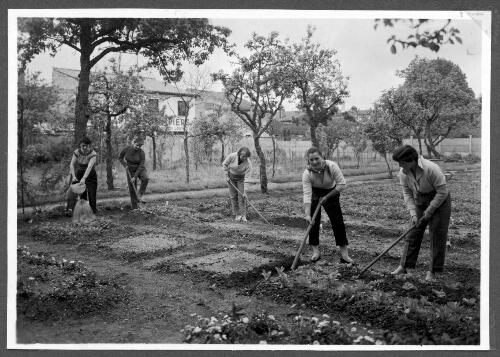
52 67 195 96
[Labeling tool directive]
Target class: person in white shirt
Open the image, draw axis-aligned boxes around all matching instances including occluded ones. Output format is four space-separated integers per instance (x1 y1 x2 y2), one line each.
390 145 452 281
223 147 253 222
302 147 354 264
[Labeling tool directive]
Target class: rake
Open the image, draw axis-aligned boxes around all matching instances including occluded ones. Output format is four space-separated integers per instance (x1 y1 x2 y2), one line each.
227 180 270 224
124 165 146 210
356 223 417 278
290 200 323 270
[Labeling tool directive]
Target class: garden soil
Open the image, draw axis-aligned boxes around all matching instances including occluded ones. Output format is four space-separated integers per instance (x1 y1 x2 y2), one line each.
15 172 482 345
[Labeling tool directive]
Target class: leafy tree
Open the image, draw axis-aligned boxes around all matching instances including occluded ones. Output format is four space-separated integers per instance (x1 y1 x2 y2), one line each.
285 27 349 148
164 68 212 184
18 71 63 137
375 19 463 54
124 103 170 171
191 109 243 165
88 62 144 189
379 87 426 154
387 57 479 157
213 32 294 193
343 110 367 169
18 18 232 146
320 115 354 161
365 107 404 177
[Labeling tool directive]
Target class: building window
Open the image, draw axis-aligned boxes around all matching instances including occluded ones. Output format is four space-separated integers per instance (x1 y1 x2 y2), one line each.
178 101 189 117
148 98 159 108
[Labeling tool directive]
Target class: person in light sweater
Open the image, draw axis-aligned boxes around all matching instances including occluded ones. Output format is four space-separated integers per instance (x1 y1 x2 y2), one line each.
118 137 149 209
302 147 354 264
223 147 252 222
390 145 451 282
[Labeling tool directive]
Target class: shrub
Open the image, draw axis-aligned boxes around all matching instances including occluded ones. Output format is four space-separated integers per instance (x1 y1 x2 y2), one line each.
443 153 463 162
462 154 480 164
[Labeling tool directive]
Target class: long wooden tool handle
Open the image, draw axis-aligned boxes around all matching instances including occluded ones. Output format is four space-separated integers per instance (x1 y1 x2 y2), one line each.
290 202 323 270
125 165 142 200
228 180 270 225
357 223 417 278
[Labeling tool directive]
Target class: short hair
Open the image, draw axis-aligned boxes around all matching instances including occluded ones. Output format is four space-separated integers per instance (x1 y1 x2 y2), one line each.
237 147 251 157
392 145 418 162
306 147 323 158
133 137 145 145
80 136 91 145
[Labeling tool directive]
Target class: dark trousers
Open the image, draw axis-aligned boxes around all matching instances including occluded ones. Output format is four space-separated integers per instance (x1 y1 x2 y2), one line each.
126 167 149 208
309 187 348 247
401 193 451 273
75 166 98 214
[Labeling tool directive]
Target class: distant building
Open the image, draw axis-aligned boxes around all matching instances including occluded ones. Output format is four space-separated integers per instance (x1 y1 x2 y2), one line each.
52 67 197 134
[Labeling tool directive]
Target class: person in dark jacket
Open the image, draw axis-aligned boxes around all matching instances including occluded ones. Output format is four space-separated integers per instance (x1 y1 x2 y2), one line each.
118 137 149 209
69 136 98 214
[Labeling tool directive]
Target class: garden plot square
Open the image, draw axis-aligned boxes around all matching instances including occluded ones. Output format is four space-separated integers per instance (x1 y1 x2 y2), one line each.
184 251 271 274
109 234 189 253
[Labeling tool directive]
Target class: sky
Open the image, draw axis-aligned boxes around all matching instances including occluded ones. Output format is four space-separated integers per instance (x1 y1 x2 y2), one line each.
22 11 486 111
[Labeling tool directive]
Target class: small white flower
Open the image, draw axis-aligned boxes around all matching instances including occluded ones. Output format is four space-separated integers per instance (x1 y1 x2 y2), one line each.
375 340 384 345
331 321 340 325
222 334 227 340
270 330 278 336
190 313 197 317
314 329 321 334
322 314 330 318
28 277 35 281
259 341 267 344
363 336 375 343
241 317 249 324
350 321 358 325
193 327 202 334
213 334 221 340
62 258 67 263
311 317 319 324
318 321 330 328
367 330 374 334
210 316 218 323
69 261 75 264
268 315 275 320
351 327 357 332
313 340 320 345
353 336 363 343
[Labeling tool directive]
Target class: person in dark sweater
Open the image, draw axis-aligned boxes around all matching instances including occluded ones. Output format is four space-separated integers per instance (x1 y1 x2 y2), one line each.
69 136 98 213
118 137 149 208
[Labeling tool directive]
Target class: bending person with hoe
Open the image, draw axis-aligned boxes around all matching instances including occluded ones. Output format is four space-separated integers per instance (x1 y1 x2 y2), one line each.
118 137 150 209
390 145 451 282
302 147 354 264
222 147 252 222
69 136 98 214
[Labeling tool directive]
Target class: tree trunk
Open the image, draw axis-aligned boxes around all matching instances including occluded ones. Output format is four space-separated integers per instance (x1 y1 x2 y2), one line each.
73 23 93 147
271 134 276 178
415 134 423 156
105 115 114 190
309 123 319 148
424 134 441 158
253 135 268 193
184 135 190 184
383 154 393 178
152 135 157 170
17 96 25 214
220 139 225 164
